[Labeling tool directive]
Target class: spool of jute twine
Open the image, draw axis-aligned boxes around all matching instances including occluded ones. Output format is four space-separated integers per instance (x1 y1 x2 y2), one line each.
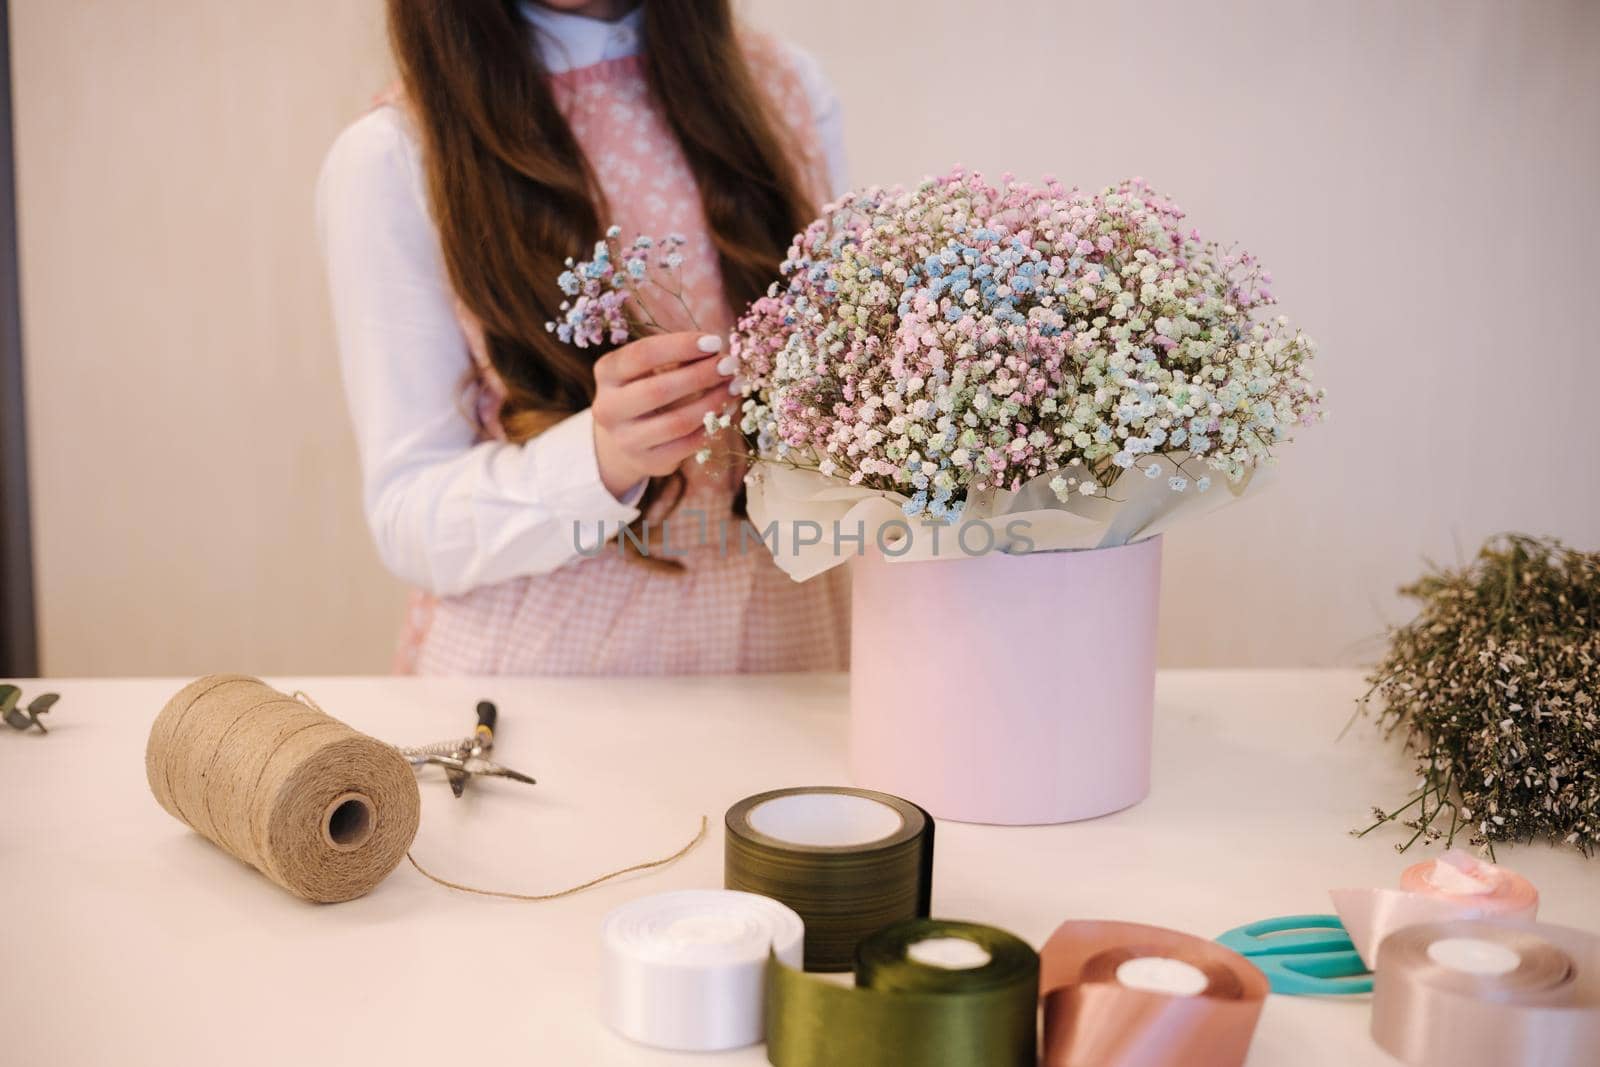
147 675 705 904
146 675 421 903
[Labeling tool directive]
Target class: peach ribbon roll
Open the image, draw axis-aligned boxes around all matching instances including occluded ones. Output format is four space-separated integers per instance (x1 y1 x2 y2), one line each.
1371 919 1600 1067
1331 850 1539 968
1039 920 1268 1067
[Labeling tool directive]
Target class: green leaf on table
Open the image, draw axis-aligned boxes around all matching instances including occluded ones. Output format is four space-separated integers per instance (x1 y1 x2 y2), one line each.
23 692 57 733
2 687 57 733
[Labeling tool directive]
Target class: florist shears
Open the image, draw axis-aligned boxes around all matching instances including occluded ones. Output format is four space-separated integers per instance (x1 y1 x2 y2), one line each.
399 700 537 797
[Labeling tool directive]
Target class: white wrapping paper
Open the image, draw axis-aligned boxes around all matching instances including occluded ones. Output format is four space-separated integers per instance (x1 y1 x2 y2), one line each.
745 454 1270 581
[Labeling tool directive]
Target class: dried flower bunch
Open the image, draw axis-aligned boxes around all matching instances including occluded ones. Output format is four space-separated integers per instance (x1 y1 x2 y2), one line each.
726 170 1323 519
1358 535 1599 856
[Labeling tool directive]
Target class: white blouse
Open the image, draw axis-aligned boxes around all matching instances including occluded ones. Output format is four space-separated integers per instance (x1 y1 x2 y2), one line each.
315 4 846 596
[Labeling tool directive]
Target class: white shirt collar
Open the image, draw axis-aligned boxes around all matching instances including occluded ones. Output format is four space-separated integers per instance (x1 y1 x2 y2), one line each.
518 3 644 74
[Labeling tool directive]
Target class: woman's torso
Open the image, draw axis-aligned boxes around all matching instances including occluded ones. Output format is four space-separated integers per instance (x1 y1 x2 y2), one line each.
398 34 850 676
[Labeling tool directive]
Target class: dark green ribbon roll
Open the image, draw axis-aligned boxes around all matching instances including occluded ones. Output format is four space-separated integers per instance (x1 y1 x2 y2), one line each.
725 787 934 971
766 919 1040 1067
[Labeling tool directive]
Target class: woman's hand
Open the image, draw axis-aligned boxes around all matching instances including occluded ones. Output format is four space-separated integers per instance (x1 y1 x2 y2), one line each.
591 332 737 500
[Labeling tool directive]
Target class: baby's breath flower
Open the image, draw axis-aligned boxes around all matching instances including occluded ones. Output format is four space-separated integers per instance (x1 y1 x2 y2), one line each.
712 171 1321 506
546 229 700 348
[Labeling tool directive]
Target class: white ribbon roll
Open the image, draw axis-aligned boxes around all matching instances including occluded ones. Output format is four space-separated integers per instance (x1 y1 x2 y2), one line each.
601 889 805 1052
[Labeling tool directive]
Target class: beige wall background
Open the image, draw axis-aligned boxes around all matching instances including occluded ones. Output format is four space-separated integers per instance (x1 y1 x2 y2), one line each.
11 0 1599 676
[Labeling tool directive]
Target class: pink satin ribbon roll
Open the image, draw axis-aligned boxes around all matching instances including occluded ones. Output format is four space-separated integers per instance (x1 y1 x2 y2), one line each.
1039 920 1268 1067
1331 850 1538 968
1371 919 1600 1067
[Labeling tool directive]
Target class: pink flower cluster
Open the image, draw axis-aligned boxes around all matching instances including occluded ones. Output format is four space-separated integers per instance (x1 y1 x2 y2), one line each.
729 170 1324 517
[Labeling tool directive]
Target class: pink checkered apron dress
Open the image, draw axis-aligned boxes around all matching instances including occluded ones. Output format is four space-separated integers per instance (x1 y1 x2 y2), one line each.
388 37 850 675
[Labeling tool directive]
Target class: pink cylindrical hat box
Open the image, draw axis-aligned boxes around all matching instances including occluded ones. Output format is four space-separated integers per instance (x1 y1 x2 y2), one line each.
849 536 1162 825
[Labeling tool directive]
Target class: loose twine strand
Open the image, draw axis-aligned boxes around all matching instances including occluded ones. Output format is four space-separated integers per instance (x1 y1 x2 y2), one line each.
299 687 709 902
405 815 708 902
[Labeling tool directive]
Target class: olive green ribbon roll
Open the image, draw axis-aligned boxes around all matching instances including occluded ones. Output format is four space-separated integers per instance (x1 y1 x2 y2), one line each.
766 919 1040 1067
724 787 934 971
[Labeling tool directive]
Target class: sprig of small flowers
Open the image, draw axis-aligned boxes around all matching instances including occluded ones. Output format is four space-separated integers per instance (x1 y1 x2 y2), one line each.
547 226 698 347
1356 535 1599 857
725 170 1324 519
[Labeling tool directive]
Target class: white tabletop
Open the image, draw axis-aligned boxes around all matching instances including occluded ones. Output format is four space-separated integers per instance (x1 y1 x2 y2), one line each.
3 671 1596 1066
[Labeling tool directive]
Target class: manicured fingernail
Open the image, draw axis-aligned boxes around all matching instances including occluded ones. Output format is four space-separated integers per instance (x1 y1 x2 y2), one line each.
715 354 738 376
728 376 747 395
697 334 723 354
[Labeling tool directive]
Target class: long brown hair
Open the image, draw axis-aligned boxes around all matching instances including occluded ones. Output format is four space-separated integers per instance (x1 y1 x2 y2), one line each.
386 0 817 445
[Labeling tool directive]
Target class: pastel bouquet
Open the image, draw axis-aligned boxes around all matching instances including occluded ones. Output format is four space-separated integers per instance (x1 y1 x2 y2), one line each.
726 170 1325 577
550 172 1327 824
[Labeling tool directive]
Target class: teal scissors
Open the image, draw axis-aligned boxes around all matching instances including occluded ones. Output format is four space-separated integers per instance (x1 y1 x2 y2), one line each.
1216 914 1372 996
